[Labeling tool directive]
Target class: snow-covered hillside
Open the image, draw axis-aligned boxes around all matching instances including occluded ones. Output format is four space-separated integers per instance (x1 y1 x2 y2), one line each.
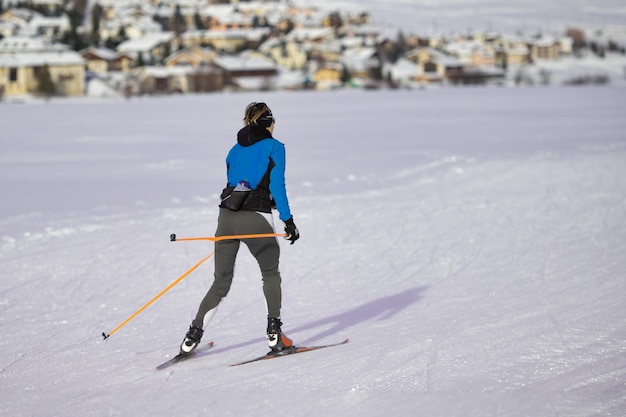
1 86 625 417
305 0 626 34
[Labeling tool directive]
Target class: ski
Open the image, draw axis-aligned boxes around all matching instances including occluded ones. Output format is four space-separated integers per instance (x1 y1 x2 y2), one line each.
229 338 349 367
156 341 215 370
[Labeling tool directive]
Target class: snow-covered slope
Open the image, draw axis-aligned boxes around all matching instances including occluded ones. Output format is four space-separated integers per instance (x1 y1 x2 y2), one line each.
1 87 625 417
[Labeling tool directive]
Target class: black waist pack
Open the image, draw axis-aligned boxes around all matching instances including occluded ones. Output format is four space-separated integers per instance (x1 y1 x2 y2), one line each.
220 181 251 211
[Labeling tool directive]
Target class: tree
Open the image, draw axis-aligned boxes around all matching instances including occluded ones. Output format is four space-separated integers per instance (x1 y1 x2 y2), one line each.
173 5 187 35
340 64 351 85
61 6 88 51
327 11 342 30
36 65 56 97
194 12 205 30
161 43 171 65
90 3 104 46
104 26 128 50
395 31 408 61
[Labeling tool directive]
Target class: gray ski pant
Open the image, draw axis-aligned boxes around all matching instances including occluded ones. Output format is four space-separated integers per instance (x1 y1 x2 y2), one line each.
192 209 282 328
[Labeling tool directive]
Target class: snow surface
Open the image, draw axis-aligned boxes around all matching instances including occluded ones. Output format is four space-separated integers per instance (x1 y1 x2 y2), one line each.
1 86 625 416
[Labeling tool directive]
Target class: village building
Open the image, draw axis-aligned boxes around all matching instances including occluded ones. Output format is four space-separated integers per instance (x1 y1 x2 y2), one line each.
0 20 16 38
0 8 35 29
493 35 530 68
162 45 224 92
0 36 85 97
382 57 420 87
181 28 269 52
81 47 135 73
527 36 564 62
200 4 252 30
258 38 307 70
117 32 176 64
340 46 380 83
27 14 70 39
311 61 343 90
164 46 217 67
307 40 343 64
212 52 277 90
133 65 193 94
443 41 497 67
81 47 116 74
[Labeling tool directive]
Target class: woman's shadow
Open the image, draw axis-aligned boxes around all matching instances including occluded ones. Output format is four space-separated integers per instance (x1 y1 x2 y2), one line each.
291 286 427 345
207 286 427 355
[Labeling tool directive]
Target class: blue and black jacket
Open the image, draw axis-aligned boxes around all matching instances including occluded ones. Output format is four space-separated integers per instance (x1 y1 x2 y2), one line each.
219 124 292 221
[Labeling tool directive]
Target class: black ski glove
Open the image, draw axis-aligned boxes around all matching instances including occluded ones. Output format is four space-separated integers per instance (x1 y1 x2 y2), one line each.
284 217 300 245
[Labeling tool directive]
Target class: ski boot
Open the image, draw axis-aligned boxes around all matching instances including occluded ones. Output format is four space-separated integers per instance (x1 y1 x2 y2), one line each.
266 317 293 353
180 325 204 355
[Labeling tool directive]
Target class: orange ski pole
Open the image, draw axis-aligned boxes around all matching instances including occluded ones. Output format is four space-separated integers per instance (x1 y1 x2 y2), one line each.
102 251 215 340
169 233 286 242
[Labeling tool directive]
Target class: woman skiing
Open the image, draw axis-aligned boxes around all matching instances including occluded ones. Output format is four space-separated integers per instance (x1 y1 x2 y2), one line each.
180 102 299 355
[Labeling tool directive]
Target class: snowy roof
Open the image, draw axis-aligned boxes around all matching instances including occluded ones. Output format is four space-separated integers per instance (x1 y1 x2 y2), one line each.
0 50 84 66
236 2 288 16
340 46 378 71
290 10 326 28
213 54 276 72
383 57 419 79
529 36 558 47
429 49 465 66
274 68 306 89
201 4 236 17
0 8 39 23
201 4 251 26
117 32 174 53
95 0 144 8
340 36 365 49
28 15 70 28
125 16 163 33
444 41 494 58
182 28 270 42
80 47 117 61
0 36 69 53
24 0 64 5
339 24 383 38
139 65 194 77
286 27 334 42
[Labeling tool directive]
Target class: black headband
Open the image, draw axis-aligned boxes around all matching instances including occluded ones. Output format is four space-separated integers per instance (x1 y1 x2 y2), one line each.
258 109 274 128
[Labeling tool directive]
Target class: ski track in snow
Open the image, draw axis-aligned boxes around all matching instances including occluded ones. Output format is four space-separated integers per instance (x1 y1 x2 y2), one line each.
1 87 626 416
